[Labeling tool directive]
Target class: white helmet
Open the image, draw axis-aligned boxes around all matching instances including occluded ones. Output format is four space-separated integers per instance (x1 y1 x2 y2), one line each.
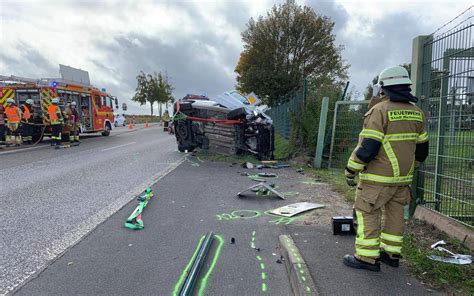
6 98 15 104
377 66 412 87
52 98 59 104
70 101 77 106
26 99 34 105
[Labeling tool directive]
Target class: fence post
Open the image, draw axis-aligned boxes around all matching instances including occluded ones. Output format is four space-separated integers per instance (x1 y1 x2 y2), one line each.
314 97 329 168
409 35 431 217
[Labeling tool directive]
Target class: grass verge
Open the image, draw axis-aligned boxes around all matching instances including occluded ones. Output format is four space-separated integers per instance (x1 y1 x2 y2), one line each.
304 166 474 294
403 219 473 295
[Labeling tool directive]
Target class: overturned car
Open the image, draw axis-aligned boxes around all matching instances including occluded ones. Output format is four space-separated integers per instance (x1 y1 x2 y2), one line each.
173 91 274 160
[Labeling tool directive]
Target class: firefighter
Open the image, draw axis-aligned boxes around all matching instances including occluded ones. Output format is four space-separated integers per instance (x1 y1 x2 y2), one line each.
0 103 5 145
65 101 80 144
48 98 64 149
343 66 429 272
5 98 22 146
20 99 34 144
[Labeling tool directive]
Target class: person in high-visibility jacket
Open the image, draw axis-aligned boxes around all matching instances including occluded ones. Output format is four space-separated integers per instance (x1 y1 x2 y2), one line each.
343 66 429 272
65 101 80 144
5 98 23 146
20 99 34 144
162 110 170 132
0 103 5 145
48 98 64 149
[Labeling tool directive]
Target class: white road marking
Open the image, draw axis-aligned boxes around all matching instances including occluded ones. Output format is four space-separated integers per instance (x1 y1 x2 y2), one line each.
101 142 136 152
0 144 50 155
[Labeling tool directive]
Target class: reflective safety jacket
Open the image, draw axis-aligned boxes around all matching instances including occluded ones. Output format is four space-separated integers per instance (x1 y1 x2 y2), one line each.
5 105 22 124
21 104 32 121
48 104 63 124
347 96 428 186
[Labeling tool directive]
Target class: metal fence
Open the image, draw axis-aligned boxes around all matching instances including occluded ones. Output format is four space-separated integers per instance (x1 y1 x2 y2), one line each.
413 18 473 226
327 101 369 169
266 88 305 139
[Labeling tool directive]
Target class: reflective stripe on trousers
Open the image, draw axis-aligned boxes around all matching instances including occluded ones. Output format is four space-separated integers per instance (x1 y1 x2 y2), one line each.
355 210 380 259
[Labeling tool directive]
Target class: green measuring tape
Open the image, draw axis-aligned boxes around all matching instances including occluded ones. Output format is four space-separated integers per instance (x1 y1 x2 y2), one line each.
124 188 154 230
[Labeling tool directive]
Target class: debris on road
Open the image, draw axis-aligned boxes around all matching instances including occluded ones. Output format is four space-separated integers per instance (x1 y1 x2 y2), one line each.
258 172 277 178
270 202 324 217
124 188 154 230
428 240 472 265
237 183 285 199
271 164 290 169
231 237 235 244
296 168 304 175
248 175 266 182
242 162 255 169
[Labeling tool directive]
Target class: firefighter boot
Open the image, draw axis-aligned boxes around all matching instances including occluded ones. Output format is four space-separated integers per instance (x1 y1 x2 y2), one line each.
343 255 380 272
380 251 400 267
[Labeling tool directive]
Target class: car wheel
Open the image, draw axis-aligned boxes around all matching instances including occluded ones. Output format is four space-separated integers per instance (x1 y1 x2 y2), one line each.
114 122 118 127
102 123 111 136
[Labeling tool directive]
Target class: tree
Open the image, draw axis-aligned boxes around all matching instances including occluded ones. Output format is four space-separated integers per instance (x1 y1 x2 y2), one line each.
132 71 174 116
364 63 411 101
235 0 348 106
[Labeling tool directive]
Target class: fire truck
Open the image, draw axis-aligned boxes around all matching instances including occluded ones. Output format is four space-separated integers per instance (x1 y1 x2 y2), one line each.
0 75 117 143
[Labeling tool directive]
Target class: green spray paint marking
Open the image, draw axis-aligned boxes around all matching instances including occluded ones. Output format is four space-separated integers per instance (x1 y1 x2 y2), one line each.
215 210 299 225
172 235 206 296
282 235 313 293
250 231 268 293
269 217 299 225
197 234 224 296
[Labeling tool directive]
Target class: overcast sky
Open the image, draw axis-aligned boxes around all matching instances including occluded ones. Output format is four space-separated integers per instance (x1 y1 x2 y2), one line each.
1 0 472 114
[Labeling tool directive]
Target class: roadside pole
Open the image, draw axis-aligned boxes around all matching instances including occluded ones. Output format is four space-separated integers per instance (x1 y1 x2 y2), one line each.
314 97 329 168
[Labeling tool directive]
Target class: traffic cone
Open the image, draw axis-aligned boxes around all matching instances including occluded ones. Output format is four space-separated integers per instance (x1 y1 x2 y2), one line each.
145 121 149 128
128 122 133 129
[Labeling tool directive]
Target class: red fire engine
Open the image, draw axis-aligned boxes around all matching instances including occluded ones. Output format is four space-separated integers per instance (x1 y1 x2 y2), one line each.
0 75 117 143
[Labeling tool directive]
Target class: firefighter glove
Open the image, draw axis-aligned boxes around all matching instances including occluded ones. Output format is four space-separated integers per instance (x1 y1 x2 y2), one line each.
345 167 357 187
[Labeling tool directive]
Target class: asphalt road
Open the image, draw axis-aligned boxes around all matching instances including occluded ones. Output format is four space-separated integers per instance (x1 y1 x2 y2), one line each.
14 160 294 295
0 124 183 295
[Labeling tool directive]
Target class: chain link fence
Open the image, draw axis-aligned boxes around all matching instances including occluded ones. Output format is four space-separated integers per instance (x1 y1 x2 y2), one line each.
414 19 473 227
327 101 369 169
266 88 305 139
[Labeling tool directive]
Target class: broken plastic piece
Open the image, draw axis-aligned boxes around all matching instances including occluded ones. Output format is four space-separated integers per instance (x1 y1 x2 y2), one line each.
258 173 277 178
242 162 254 169
231 237 235 244
430 240 446 249
428 255 471 265
271 164 290 169
276 259 283 264
270 202 325 217
237 183 285 199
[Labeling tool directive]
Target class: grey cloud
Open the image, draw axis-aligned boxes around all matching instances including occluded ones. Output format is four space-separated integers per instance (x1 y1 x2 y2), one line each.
0 41 57 77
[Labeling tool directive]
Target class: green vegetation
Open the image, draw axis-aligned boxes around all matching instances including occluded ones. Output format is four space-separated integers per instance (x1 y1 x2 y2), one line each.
235 0 347 107
274 134 292 160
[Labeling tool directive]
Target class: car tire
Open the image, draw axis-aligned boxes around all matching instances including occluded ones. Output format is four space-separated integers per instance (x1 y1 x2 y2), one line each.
114 122 118 127
102 123 111 136
227 107 247 120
